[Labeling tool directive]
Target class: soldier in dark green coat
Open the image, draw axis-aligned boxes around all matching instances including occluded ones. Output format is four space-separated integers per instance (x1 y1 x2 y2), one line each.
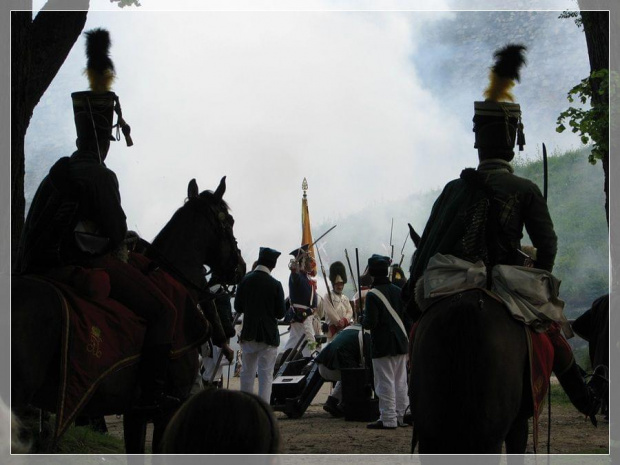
315 323 371 417
406 44 599 424
362 255 409 429
235 247 286 403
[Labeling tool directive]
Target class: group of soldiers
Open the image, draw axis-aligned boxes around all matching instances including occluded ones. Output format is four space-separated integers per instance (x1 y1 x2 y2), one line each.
215 243 411 429
15 26 604 444
221 43 603 430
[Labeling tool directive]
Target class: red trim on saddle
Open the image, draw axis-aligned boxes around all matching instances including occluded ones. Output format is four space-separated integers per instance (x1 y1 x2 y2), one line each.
526 327 554 452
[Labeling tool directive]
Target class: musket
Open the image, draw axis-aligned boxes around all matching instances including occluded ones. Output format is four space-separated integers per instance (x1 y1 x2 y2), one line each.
397 229 409 267
389 218 394 260
315 243 334 306
355 248 365 366
542 143 548 201
344 249 359 315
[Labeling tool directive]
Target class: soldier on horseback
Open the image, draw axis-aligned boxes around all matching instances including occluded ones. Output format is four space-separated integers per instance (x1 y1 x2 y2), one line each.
15 29 178 413
407 44 600 423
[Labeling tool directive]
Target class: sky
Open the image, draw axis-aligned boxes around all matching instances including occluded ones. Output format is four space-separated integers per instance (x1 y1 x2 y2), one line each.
25 0 591 291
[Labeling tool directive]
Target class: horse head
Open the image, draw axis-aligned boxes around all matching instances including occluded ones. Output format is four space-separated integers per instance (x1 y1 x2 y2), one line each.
186 177 246 286
149 177 246 290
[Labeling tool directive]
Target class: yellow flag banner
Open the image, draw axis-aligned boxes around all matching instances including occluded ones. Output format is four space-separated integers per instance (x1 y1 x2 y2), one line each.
301 178 317 276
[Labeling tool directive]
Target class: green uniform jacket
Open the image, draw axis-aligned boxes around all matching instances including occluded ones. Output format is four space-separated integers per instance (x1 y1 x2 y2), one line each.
315 324 371 370
234 268 285 347
362 279 408 358
16 150 127 273
411 159 557 289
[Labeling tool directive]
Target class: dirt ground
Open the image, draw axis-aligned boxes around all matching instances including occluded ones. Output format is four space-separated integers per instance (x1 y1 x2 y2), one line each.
104 376 609 455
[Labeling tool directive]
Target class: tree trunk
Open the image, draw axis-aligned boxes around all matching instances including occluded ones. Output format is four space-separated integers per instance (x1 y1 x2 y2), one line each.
578 5 610 226
11 5 88 269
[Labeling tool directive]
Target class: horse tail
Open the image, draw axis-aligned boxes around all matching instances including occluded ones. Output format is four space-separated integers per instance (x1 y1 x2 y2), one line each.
445 291 486 443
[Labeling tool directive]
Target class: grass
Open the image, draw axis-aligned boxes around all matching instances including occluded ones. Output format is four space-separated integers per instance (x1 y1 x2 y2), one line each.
549 382 572 406
17 412 125 454
54 425 125 454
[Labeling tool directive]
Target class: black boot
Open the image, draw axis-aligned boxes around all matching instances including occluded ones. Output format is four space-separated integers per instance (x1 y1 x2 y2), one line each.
589 365 609 419
133 344 180 414
323 395 344 417
556 361 601 426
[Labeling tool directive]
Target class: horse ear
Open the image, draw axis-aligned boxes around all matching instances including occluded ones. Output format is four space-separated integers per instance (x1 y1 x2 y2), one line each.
213 176 226 200
408 223 421 248
188 179 199 199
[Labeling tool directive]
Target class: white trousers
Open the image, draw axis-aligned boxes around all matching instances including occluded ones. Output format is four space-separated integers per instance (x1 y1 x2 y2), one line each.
239 340 278 404
318 364 343 401
283 319 315 357
372 353 408 427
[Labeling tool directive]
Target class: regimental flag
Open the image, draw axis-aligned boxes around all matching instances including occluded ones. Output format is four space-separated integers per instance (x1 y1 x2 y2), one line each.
301 178 318 277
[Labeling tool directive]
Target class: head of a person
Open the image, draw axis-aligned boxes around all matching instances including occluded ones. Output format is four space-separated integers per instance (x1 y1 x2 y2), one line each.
72 29 132 162
160 389 281 454
257 247 281 271
368 254 390 279
329 261 347 294
289 245 314 274
473 101 524 163
473 44 527 163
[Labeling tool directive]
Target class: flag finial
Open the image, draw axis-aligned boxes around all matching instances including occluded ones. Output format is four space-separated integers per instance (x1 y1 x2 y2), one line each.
302 177 308 199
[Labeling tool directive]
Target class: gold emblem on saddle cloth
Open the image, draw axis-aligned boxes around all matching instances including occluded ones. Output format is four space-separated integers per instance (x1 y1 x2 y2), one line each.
87 325 103 358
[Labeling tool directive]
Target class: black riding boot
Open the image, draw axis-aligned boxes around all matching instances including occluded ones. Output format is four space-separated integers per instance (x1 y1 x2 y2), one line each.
556 361 600 426
133 343 180 413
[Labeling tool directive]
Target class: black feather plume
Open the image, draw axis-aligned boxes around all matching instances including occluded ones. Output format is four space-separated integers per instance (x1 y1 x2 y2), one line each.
492 44 527 81
484 44 527 102
85 28 115 93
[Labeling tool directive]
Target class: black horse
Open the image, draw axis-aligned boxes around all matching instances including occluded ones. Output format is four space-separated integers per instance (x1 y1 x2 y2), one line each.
572 294 609 418
12 177 246 453
409 289 531 455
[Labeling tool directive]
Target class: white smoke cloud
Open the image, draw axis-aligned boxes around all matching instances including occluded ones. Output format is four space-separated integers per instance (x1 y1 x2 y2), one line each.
25 3 589 288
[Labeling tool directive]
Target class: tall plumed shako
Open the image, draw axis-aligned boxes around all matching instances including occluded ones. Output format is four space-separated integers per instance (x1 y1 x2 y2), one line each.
85 28 115 93
72 28 133 150
328 261 347 285
483 44 527 103
474 44 527 157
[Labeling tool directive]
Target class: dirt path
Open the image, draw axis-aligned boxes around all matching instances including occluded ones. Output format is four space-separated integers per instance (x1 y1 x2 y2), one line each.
104 377 608 455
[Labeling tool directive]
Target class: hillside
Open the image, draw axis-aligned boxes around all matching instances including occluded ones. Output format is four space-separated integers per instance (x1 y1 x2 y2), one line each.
316 148 609 318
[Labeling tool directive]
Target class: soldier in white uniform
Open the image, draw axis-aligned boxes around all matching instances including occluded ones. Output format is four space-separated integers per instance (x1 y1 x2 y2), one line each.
317 261 353 341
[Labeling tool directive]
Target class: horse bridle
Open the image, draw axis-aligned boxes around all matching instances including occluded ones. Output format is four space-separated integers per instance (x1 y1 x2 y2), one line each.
144 198 240 297
199 199 241 297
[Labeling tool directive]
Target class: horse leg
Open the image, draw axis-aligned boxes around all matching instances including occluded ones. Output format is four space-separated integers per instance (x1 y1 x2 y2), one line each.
505 416 528 455
151 410 175 453
123 413 147 454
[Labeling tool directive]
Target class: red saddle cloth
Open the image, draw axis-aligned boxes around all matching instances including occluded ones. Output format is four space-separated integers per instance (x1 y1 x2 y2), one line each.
527 328 554 452
35 259 209 441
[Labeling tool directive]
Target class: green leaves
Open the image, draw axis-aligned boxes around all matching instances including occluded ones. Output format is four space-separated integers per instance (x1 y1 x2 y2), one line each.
556 69 609 165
